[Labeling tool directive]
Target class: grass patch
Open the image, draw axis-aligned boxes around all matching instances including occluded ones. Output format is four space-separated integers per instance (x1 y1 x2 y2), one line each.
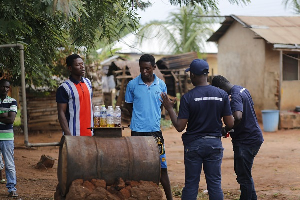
13 109 21 126
160 118 173 130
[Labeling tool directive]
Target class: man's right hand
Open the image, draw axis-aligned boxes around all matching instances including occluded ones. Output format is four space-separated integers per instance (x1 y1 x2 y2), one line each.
160 92 175 110
221 127 228 138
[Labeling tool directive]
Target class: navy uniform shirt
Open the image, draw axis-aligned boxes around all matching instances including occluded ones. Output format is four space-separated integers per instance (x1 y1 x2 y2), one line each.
230 85 264 146
178 85 232 145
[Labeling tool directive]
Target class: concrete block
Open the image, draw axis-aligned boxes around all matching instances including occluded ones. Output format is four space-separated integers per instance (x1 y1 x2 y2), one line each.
280 118 294 129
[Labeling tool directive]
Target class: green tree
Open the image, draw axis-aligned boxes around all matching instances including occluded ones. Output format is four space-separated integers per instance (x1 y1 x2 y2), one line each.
0 0 140 89
283 0 300 13
137 5 221 55
0 0 250 89
167 0 250 11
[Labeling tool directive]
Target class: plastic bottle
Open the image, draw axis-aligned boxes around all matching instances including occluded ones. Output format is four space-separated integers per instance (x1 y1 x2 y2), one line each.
114 106 121 127
100 105 107 127
107 106 114 127
93 106 101 128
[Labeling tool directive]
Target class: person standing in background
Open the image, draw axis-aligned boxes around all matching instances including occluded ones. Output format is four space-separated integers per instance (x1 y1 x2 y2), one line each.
0 79 18 197
160 59 234 200
125 54 173 200
56 54 93 136
212 75 264 200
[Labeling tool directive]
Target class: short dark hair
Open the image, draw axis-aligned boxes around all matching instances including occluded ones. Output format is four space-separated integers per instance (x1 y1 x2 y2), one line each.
139 54 155 66
66 54 82 67
211 75 230 88
0 79 10 86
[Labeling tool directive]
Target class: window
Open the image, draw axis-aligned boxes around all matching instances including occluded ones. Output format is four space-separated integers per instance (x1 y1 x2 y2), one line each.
283 54 299 80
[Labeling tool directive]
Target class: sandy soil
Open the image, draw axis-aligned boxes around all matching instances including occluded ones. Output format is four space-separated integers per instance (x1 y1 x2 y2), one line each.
1 124 299 200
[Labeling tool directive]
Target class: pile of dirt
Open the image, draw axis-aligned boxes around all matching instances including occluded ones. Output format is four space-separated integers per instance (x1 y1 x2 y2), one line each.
54 178 163 200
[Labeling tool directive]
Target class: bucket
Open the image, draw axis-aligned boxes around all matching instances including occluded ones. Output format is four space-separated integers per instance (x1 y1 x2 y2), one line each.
261 110 280 132
57 135 160 196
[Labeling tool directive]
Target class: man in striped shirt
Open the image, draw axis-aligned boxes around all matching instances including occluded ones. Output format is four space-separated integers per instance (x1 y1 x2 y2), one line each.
0 79 18 197
56 54 93 136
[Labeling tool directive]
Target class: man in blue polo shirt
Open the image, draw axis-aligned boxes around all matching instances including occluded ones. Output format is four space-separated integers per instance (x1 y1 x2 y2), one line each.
212 75 264 200
125 54 173 200
160 59 234 200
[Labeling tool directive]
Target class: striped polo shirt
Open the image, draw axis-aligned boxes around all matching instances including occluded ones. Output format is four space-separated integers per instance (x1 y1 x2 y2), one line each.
0 96 17 140
56 76 93 136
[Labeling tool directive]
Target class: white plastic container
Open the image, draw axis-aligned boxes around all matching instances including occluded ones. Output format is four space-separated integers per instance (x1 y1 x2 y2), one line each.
100 105 107 127
114 106 121 127
107 106 114 127
93 106 101 127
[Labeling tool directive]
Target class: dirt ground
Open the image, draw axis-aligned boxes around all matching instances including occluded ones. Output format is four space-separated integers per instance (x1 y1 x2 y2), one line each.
1 124 299 200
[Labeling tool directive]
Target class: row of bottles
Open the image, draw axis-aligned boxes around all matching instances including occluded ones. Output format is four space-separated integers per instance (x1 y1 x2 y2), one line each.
94 105 121 128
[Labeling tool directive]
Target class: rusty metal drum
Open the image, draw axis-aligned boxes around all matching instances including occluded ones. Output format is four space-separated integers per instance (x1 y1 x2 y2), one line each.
57 135 160 196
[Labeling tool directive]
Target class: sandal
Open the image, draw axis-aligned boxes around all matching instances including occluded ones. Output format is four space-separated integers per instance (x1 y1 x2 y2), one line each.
8 191 18 197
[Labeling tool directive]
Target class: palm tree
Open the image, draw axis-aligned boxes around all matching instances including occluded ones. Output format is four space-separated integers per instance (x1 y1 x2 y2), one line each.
283 0 300 14
136 5 221 55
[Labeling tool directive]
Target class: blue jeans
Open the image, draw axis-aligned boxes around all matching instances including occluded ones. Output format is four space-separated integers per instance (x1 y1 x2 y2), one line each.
181 137 224 200
0 140 17 193
0 151 4 170
233 144 261 200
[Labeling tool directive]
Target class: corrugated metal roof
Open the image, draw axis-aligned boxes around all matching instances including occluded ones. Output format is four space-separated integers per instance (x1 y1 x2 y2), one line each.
237 16 300 27
159 52 198 69
251 27 300 44
207 15 300 45
113 60 165 81
207 16 235 42
100 55 119 66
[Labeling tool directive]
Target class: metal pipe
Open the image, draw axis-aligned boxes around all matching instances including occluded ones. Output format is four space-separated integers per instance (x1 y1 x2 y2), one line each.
0 43 60 147
18 45 29 145
0 44 22 48
274 44 300 50
26 142 60 147
278 50 282 129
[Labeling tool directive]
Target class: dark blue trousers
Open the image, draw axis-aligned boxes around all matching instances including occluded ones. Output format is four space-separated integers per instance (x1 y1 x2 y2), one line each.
233 144 261 200
181 137 224 200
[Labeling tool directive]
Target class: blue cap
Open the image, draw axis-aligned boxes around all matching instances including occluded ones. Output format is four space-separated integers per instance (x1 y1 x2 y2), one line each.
185 59 209 75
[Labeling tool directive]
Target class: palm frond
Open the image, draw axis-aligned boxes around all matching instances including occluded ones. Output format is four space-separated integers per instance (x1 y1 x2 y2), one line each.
137 4 219 54
283 0 300 14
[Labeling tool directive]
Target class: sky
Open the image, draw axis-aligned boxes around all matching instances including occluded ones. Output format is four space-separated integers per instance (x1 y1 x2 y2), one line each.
110 0 298 54
136 0 297 25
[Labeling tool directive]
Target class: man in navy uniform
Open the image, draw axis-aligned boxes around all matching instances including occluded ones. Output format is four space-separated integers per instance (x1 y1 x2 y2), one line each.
160 59 234 200
212 75 264 200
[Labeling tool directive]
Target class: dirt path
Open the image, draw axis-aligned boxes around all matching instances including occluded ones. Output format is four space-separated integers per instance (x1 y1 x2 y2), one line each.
163 126 300 199
2 125 299 199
